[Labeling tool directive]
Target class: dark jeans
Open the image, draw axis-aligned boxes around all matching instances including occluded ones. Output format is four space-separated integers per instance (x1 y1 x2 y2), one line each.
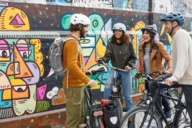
151 82 192 127
145 80 171 112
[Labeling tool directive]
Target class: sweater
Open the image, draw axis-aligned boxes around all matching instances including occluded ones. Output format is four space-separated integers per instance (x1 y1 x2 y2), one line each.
62 35 90 87
171 29 192 85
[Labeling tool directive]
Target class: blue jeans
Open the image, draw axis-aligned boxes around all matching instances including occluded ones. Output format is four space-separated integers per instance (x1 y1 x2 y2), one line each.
160 88 172 112
104 69 132 111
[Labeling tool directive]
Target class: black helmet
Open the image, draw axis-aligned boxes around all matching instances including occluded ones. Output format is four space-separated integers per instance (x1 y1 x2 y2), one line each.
141 25 157 35
160 12 184 26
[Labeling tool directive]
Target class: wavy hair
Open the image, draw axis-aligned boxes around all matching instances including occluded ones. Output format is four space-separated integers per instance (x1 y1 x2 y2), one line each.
142 30 159 59
110 33 130 43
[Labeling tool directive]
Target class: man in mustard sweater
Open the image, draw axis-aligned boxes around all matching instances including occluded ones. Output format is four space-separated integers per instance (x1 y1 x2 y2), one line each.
161 12 192 126
62 14 97 128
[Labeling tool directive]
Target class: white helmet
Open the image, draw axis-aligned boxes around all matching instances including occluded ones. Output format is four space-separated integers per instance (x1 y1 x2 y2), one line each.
113 23 126 33
70 14 90 25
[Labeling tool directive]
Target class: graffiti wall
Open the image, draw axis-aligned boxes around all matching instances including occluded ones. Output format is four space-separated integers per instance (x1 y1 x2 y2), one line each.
5 0 192 15
0 1 192 122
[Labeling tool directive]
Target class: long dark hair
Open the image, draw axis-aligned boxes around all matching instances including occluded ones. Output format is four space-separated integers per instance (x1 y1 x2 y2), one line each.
110 32 130 43
142 30 159 58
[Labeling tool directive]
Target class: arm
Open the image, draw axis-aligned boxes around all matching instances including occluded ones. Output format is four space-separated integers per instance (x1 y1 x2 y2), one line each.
171 33 189 81
100 42 112 63
127 42 137 68
65 41 90 83
159 43 172 72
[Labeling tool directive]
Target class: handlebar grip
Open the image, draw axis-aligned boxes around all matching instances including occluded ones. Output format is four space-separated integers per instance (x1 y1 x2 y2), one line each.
86 68 105 75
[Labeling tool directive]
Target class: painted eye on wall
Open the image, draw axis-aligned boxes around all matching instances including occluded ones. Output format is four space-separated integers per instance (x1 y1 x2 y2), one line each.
0 50 10 58
19 51 29 58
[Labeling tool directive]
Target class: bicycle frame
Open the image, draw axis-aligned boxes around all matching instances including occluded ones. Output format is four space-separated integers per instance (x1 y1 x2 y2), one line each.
145 84 187 128
83 84 104 128
98 60 126 102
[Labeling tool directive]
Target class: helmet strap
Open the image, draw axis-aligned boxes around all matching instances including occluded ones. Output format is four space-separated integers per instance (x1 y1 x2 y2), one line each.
79 25 85 38
169 23 179 37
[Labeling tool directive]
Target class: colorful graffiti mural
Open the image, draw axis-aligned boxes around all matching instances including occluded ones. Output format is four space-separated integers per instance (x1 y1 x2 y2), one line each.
2 0 192 15
0 1 192 124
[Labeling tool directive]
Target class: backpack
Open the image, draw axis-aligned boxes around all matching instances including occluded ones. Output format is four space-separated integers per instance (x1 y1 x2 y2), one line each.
48 37 81 77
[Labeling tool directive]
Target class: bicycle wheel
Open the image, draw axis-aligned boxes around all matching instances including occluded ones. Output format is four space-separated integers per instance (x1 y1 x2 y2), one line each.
109 98 123 119
120 106 163 128
175 107 191 128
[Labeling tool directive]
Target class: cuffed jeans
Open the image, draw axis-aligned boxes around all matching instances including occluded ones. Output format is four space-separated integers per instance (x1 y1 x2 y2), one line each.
104 69 133 111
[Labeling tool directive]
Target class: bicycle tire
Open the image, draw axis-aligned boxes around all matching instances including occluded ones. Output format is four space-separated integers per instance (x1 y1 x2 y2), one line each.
110 98 123 119
175 107 191 128
120 106 163 128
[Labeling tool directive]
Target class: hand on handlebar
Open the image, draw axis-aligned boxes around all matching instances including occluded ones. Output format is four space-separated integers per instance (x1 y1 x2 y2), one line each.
86 70 92 75
134 73 142 79
163 70 171 74
88 80 98 87
165 77 174 86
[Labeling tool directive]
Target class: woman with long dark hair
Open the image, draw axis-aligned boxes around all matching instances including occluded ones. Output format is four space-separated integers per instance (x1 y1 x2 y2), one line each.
137 25 172 122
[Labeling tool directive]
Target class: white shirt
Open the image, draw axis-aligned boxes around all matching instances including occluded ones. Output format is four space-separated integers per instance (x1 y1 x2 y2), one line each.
171 29 192 85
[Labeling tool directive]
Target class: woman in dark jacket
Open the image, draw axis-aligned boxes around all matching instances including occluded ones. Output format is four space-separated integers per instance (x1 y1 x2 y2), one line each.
96 23 136 111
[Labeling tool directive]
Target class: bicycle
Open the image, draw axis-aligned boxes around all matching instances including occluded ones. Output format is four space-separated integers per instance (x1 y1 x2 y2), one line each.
98 60 131 117
120 73 190 128
80 68 122 128
80 68 106 128
135 71 179 108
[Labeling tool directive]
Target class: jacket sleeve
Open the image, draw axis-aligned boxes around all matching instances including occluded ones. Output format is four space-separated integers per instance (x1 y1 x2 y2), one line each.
65 40 90 84
100 42 112 63
159 43 172 72
127 42 137 68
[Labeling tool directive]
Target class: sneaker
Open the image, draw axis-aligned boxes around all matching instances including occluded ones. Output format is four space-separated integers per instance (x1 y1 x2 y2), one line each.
165 109 172 118
166 117 172 123
144 119 157 127
165 109 172 123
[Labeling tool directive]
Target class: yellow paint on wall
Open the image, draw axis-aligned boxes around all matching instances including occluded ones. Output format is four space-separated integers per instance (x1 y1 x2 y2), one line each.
10 78 26 86
138 83 145 93
91 84 100 89
30 39 44 77
96 38 106 58
0 7 30 30
3 89 11 100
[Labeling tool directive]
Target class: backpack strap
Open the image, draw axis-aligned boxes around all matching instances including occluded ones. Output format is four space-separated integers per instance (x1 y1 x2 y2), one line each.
63 37 82 88
63 37 82 70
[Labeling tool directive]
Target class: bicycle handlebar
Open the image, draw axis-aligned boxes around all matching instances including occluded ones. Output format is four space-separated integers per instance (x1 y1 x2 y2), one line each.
135 70 166 79
97 60 128 72
86 68 105 75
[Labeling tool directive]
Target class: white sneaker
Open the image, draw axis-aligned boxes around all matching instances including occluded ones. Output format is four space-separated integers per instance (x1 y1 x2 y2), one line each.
144 119 157 127
166 117 172 123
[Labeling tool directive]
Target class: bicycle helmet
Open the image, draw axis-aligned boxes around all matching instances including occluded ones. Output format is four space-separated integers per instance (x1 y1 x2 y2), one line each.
141 25 157 35
160 12 184 26
70 14 90 25
113 23 126 33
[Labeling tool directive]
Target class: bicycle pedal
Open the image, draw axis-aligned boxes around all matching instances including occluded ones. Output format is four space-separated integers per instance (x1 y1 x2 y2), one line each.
78 124 87 128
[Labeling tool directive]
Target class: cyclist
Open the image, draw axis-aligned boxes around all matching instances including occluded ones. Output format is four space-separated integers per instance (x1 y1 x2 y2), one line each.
62 13 97 128
161 12 192 126
137 25 172 121
96 23 137 111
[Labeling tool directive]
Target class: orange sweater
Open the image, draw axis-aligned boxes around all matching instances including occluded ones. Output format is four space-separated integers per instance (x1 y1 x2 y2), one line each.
62 36 90 87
